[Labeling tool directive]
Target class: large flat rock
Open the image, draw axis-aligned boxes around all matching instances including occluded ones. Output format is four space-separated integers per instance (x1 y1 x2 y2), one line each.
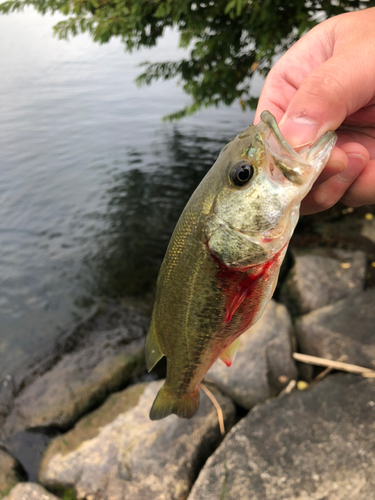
189 374 375 500
280 248 366 316
2 483 59 500
39 381 236 500
3 320 147 437
296 287 375 374
205 300 297 409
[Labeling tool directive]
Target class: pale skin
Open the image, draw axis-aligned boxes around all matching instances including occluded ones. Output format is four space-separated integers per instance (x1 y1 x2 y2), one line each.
254 7 375 215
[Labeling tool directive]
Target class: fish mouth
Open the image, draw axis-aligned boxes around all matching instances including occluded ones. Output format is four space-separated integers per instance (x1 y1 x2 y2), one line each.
260 111 337 187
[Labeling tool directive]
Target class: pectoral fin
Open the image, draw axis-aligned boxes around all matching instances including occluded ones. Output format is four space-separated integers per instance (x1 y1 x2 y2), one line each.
145 322 164 372
219 338 240 367
225 271 262 323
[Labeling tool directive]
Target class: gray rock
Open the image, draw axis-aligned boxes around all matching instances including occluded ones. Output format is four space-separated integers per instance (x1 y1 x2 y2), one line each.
205 300 297 409
2 483 59 500
3 430 59 485
280 248 366 316
39 381 236 500
189 374 375 500
0 378 15 440
3 324 146 436
361 214 375 244
296 288 375 377
0 449 24 498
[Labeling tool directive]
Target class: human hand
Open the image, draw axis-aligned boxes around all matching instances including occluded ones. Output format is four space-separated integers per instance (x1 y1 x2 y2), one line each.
254 8 375 215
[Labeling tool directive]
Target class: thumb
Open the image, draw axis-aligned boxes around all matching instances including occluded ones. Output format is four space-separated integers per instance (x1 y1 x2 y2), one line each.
279 50 375 148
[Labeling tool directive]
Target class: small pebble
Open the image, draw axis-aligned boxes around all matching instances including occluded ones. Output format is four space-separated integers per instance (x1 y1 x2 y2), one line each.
342 207 354 214
340 262 351 269
297 381 309 391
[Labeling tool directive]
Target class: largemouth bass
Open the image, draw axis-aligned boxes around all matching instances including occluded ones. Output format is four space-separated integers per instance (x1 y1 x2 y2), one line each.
146 111 336 420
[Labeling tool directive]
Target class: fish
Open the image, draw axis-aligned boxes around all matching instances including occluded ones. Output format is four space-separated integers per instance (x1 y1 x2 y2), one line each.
145 111 336 420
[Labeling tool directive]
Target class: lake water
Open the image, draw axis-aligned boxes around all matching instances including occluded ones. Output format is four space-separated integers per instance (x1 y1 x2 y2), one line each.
0 9 263 380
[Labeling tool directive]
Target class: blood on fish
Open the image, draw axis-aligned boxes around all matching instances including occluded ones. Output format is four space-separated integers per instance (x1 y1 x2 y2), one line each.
214 245 287 326
224 272 261 323
261 236 273 243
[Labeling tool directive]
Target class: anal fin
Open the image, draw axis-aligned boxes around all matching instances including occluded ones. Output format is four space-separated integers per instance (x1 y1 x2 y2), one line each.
145 321 164 372
219 338 240 367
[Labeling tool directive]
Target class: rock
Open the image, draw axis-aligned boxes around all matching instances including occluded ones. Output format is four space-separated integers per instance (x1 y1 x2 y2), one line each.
0 449 25 498
2 483 60 500
361 214 375 244
39 381 236 500
4 430 60 485
280 248 366 316
189 374 375 500
205 300 297 409
295 288 375 378
0 378 15 439
3 321 147 436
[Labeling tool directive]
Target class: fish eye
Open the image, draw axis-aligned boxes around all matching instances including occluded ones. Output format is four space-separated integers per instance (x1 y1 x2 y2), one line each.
230 161 254 186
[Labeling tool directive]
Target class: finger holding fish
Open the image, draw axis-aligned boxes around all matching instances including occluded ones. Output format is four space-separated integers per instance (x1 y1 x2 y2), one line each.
301 142 369 214
310 146 347 184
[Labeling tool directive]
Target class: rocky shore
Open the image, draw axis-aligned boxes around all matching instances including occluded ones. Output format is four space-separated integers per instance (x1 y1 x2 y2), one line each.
1 208 375 500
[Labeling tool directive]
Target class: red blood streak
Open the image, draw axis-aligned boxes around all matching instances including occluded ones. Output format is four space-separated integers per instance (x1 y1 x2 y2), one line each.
224 271 261 323
214 245 287 325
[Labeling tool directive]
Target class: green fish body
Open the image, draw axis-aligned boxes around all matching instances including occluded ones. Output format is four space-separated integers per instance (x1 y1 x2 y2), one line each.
146 111 336 420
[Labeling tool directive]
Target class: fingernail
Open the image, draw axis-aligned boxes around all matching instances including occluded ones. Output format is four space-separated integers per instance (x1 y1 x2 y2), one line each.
337 154 367 183
279 116 320 148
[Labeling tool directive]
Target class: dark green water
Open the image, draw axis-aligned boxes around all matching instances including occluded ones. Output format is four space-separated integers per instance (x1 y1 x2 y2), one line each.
0 9 263 380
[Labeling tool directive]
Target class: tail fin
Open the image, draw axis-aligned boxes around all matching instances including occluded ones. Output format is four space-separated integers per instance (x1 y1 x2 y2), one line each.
149 384 200 420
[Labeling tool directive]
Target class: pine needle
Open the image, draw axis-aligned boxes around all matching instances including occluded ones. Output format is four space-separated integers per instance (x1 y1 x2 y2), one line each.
200 383 225 436
293 353 375 377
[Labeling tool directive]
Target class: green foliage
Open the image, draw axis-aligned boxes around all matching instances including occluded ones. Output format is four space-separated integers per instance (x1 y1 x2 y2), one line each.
61 488 78 500
1 0 374 119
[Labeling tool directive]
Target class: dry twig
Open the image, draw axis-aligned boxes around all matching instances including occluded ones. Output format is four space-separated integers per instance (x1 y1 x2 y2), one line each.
293 353 375 377
279 379 296 395
200 383 225 436
313 355 347 381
